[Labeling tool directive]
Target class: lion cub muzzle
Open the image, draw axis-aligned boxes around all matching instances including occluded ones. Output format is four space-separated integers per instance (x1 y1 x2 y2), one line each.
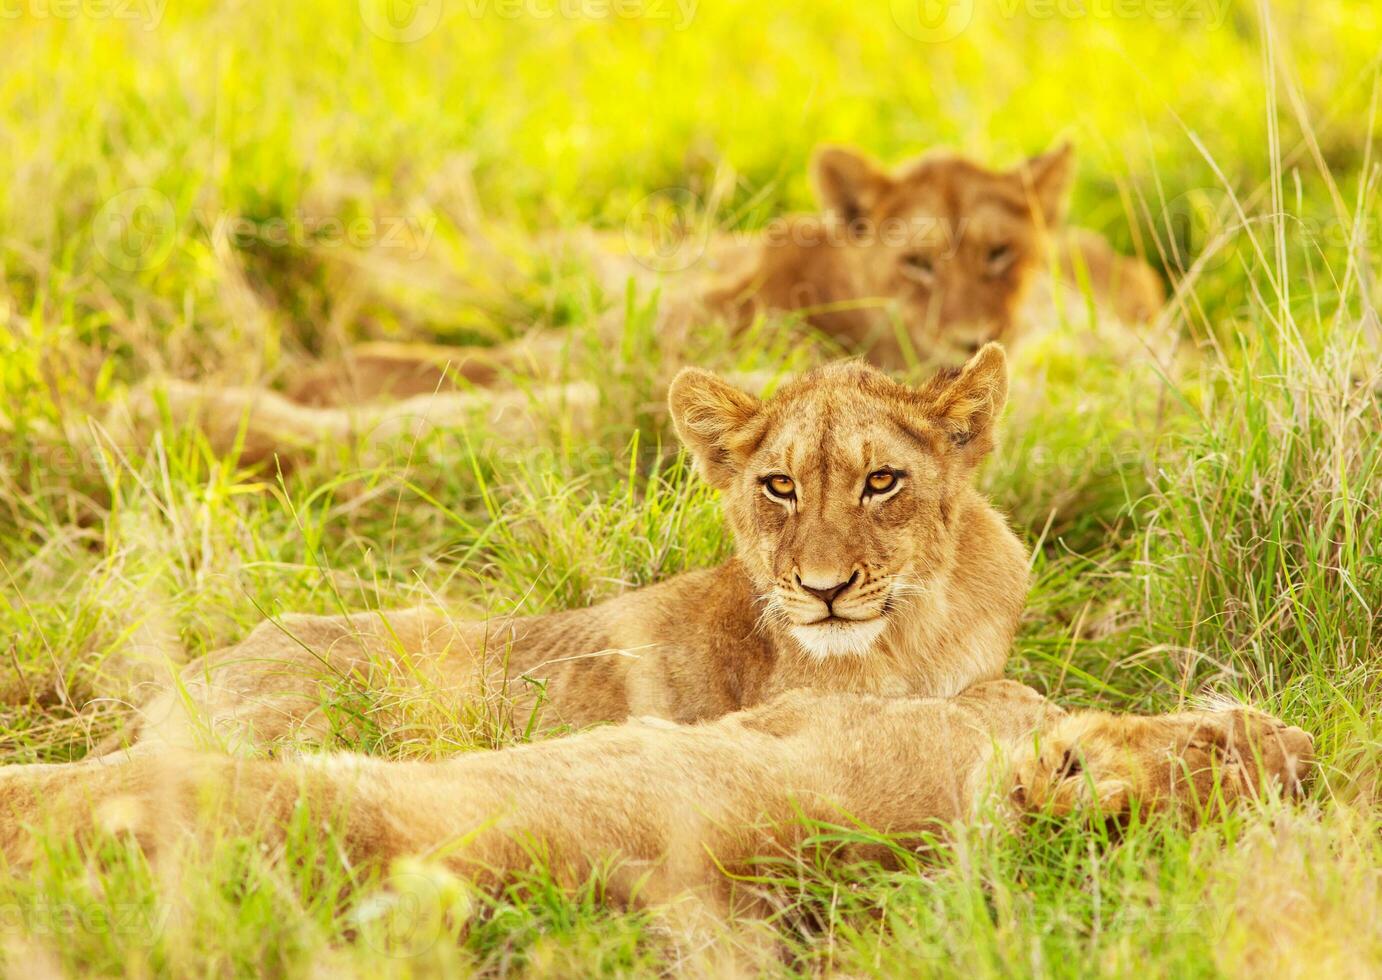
795 569 858 610
783 567 892 660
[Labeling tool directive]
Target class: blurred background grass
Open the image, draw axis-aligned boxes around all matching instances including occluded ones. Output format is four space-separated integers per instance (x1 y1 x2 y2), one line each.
0 0 1379 975
3 0 1379 364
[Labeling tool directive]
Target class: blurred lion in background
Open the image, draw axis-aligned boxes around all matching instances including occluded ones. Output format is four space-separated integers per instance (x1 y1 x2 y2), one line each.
109 143 1163 465
289 142 1163 405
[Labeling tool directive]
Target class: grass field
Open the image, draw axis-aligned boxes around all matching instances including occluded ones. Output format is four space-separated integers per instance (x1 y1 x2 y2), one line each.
1 0 1380 975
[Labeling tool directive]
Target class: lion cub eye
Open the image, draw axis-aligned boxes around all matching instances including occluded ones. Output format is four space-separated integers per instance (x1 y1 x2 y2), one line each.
864 470 899 496
763 475 796 500
987 243 1016 275
900 253 935 285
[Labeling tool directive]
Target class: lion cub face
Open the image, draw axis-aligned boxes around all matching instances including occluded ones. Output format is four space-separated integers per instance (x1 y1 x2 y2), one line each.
669 346 1008 658
810 144 1074 360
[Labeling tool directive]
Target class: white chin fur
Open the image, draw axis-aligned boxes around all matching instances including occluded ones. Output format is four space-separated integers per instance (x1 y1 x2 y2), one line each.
789 618 889 658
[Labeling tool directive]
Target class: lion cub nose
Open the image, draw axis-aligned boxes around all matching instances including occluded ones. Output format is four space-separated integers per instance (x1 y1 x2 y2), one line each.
797 571 859 608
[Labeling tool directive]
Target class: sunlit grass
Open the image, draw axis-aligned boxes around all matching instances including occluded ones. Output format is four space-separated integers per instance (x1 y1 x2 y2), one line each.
0 0 1379 975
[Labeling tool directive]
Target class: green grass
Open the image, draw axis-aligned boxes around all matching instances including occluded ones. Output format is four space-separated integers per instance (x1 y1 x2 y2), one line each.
1 0 1380 974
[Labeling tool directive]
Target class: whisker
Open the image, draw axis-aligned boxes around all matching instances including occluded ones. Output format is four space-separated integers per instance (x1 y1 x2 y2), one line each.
752 591 791 638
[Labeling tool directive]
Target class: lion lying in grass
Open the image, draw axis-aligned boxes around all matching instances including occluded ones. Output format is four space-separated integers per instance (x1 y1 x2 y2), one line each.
291 142 1163 405
0 683 1313 952
700 142 1163 366
117 346 1028 753
108 143 1163 466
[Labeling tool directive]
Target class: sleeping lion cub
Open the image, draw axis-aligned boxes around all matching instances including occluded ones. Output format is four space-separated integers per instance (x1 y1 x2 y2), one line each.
287 141 1162 406
108 143 1163 467
116 346 1027 753
701 141 1163 366
0 684 1313 949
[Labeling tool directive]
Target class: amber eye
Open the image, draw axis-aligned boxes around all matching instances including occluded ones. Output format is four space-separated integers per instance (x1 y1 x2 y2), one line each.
865 470 899 495
764 475 796 500
987 243 1016 273
900 253 935 284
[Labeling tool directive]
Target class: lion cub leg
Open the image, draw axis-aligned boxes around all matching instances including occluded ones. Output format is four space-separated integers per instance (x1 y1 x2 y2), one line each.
0 744 776 977
129 607 513 755
106 376 598 470
287 332 574 406
104 379 352 469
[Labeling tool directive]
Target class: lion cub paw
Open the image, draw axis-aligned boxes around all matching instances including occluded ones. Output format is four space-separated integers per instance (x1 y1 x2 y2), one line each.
1013 707 1314 824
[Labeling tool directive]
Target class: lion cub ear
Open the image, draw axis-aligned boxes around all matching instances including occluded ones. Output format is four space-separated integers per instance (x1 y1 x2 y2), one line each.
668 368 763 490
812 146 894 226
927 343 1009 464
1017 141 1075 227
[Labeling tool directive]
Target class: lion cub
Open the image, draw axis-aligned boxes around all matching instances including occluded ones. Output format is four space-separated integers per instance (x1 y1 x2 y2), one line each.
123 346 1028 753
289 142 1162 406
107 145 1161 465
0 684 1313 944
706 143 1165 367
